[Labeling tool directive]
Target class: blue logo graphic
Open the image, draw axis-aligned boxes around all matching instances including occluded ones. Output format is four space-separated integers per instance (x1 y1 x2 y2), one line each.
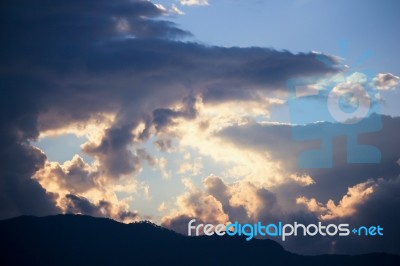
188 219 383 241
287 42 382 168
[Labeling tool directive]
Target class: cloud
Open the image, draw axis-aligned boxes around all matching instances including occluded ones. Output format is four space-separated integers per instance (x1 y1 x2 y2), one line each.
161 169 400 254
0 0 192 220
219 115 400 202
82 125 141 178
158 202 167 212
297 176 400 254
180 0 209 6
296 197 327 213
177 156 203 176
0 0 398 256
64 194 139 223
374 73 400 90
330 82 371 110
296 179 376 220
154 138 174 152
161 177 229 233
162 175 284 234
35 155 99 195
1 0 190 44
152 96 197 132
155 3 185 16
203 175 249 222
0 132 60 220
165 114 400 254
65 194 110 217
334 176 400 254
171 4 185 15
0 0 340 222
290 174 315 186
33 153 139 223
157 157 171 179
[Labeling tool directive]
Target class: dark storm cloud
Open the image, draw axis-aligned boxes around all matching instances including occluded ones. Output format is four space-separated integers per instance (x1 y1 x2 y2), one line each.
32 38 338 181
82 124 141 177
0 78 61 219
0 0 339 220
152 96 197 131
161 214 194 235
0 138 60 219
1 0 188 53
64 194 139 222
65 194 111 217
118 210 139 222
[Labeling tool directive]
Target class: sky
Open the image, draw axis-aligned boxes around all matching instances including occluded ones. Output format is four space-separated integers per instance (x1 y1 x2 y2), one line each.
1 0 400 256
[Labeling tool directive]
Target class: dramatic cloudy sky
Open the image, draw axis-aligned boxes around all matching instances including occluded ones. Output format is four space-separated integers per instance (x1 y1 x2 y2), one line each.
1 0 399 255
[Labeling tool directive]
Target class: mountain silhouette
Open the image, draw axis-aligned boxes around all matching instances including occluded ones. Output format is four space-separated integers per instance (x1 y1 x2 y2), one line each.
0 214 398 265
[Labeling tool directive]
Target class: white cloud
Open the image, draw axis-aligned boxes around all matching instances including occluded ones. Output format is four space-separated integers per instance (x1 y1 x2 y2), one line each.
163 96 287 188
157 157 171 179
33 154 140 223
296 196 327 213
374 73 400 90
296 179 376 220
177 156 203 176
171 4 185 15
139 181 152 200
180 0 209 6
154 3 167 12
158 202 167 212
290 174 315 186
156 3 185 16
